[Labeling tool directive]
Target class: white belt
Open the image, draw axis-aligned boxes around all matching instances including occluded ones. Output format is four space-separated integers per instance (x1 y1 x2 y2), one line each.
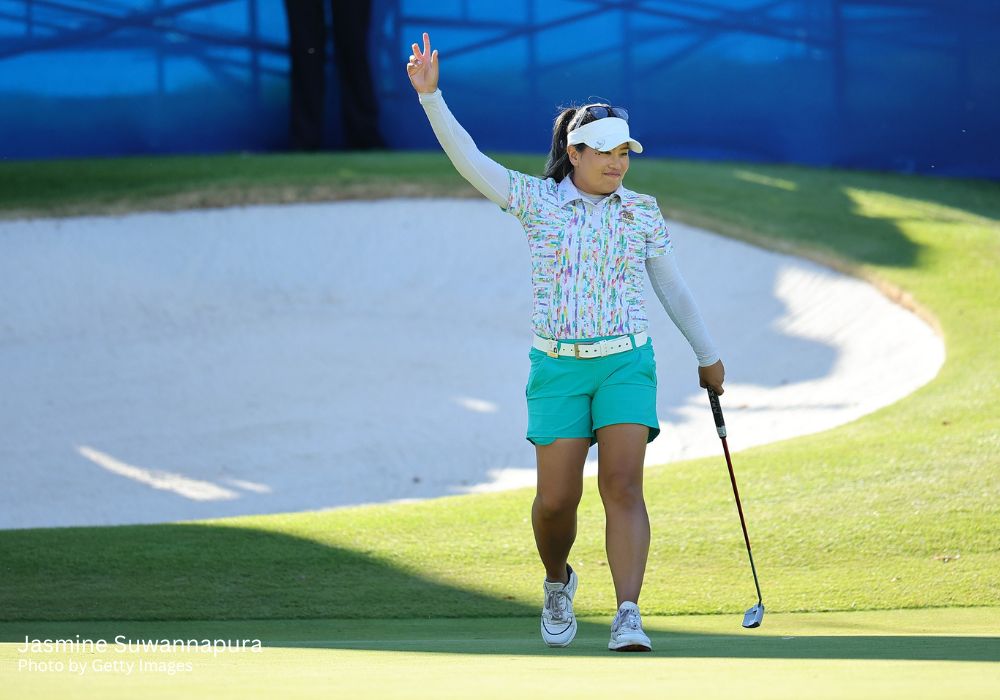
532 332 647 359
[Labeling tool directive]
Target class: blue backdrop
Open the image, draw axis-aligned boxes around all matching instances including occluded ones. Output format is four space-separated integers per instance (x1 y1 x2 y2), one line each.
1 0 998 177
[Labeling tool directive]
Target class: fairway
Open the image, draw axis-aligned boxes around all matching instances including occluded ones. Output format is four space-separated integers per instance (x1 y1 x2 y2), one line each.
4 608 998 699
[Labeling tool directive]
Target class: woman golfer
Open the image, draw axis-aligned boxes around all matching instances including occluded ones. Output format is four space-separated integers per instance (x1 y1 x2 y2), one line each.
407 33 724 652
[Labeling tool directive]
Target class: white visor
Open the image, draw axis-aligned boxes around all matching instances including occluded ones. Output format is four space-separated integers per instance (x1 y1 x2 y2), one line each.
566 117 643 154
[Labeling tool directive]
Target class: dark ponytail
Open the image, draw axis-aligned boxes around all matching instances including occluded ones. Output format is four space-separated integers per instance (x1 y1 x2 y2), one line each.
542 102 608 182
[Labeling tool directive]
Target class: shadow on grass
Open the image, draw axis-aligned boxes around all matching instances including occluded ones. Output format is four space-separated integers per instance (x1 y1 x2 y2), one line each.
0 522 535 622
630 158 1000 272
1 618 997 663
285 627 1000 663
1 523 997 662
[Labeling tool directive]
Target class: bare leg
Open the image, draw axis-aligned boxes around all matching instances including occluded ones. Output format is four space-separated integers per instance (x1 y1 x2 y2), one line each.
596 423 650 606
532 437 590 583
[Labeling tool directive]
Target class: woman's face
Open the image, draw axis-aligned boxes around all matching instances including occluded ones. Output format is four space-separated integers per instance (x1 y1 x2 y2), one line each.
567 141 630 196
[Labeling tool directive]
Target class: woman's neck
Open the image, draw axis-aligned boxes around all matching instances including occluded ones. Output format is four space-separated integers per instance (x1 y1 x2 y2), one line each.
570 172 614 199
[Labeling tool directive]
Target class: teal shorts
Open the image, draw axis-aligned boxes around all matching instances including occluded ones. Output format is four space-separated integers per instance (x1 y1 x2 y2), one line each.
525 333 661 447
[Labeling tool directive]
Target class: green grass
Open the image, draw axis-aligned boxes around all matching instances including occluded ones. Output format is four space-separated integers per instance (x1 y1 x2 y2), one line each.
0 152 481 217
2 609 998 699
0 152 998 624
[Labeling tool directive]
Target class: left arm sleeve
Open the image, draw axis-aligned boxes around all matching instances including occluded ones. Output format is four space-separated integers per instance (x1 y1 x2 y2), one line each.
645 249 721 367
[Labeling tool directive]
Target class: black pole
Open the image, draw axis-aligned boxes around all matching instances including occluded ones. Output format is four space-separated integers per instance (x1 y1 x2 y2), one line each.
283 0 327 151
331 0 385 149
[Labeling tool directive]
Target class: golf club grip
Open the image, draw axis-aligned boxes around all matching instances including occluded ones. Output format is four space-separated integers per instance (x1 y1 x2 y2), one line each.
707 388 727 438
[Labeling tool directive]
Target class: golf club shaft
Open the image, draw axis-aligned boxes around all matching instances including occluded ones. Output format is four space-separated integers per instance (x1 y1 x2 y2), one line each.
708 388 763 605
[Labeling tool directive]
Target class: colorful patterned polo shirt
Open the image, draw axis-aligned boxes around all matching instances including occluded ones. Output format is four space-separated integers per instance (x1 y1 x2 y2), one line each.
504 170 673 340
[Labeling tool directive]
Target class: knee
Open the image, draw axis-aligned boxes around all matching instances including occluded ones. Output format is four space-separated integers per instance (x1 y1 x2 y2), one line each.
534 490 581 520
599 471 644 510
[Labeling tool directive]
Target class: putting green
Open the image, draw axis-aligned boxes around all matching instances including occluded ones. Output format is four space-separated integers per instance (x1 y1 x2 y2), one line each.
3 608 997 699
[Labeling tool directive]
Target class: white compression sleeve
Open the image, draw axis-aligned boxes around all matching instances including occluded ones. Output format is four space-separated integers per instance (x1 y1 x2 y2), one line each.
645 250 721 367
418 89 511 209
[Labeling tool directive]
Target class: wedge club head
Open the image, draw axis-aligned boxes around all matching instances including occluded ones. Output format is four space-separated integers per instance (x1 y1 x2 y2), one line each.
743 602 764 628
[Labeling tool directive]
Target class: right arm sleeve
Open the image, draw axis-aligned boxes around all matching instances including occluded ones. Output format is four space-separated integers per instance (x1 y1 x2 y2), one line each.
418 89 511 210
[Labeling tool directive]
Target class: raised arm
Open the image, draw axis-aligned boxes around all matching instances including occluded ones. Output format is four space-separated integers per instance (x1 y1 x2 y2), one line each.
406 32 511 209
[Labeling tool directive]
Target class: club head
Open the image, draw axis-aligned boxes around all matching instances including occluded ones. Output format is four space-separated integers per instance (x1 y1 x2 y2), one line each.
742 602 764 628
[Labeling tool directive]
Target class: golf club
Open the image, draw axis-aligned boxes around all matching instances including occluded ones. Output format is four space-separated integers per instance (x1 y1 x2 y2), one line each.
707 387 764 628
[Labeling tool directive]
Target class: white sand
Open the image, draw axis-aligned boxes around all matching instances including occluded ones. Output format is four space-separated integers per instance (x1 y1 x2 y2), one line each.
0 199 944 529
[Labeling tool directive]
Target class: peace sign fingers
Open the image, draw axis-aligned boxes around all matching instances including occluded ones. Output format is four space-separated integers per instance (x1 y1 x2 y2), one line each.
405 32 439 94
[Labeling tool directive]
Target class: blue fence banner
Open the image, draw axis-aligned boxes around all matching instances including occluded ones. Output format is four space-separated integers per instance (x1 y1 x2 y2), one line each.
1 1 997 177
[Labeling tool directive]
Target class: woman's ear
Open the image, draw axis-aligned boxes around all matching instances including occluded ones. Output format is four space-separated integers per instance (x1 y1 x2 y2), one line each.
567 146 580 167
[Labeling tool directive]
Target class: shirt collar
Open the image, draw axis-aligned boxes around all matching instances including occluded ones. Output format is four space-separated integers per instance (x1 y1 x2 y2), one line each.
556 174 636 207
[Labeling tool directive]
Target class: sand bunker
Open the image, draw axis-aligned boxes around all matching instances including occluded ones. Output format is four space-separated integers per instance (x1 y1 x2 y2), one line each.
0 199 944 528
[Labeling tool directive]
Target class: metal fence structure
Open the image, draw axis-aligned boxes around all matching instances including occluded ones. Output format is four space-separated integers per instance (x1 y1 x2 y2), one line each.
1 0 997 176
0 0 287 156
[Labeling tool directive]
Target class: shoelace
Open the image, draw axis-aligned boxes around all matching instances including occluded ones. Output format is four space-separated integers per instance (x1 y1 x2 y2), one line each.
544 587 571 623
613 607 641 633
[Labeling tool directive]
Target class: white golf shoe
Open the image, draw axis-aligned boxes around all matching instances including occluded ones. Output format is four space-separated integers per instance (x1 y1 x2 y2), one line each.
540 565 578 647
608 601 652 652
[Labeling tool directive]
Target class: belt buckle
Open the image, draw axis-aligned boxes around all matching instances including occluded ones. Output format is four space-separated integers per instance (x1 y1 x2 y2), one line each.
575 341 602 359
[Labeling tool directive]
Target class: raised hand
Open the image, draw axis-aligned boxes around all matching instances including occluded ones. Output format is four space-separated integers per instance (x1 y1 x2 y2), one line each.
406 32 439 94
